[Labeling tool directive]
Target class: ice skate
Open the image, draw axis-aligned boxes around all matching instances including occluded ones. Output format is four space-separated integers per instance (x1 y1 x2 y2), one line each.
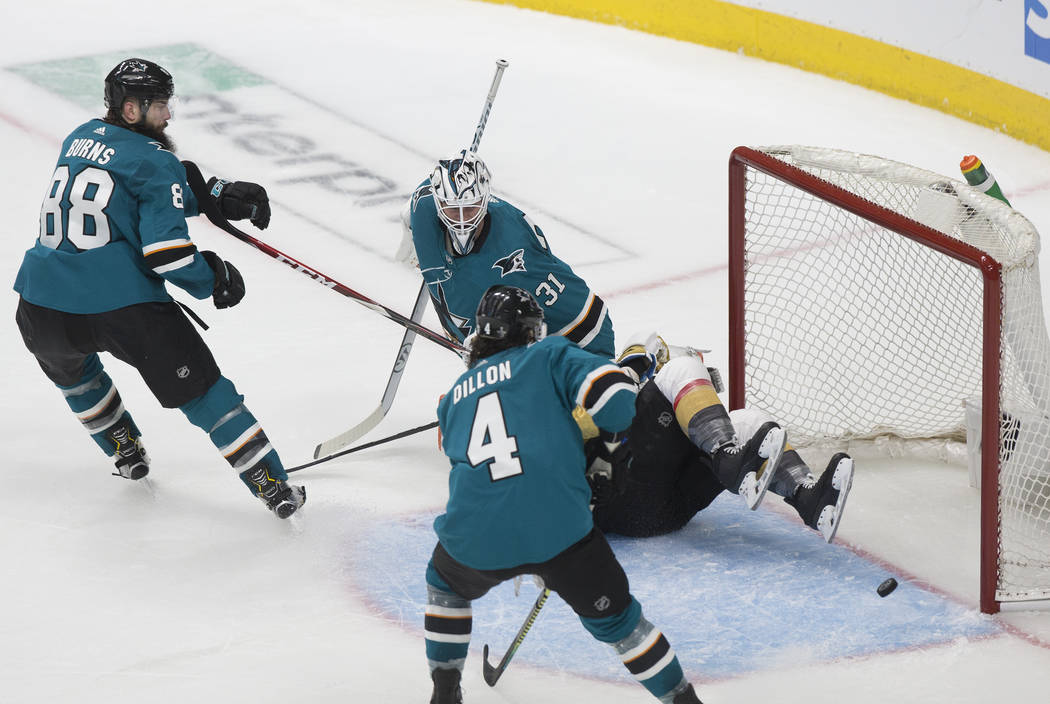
787 452 854 543
712 421 786 510
108 422 150 480
241 463 306 519
430 667 463 704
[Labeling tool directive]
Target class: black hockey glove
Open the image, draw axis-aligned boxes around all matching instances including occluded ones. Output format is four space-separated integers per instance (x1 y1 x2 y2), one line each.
200 251 246 309
206 177 271 230
617 349 658 385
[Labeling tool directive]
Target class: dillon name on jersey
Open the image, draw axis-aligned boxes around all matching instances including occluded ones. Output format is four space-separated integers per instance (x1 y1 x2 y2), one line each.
409 182 615 357
14 119 216 314
434 336 637 570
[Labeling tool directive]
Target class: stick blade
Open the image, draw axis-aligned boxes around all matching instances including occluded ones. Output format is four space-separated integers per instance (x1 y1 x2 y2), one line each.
481 644 501 687
313 405 384 459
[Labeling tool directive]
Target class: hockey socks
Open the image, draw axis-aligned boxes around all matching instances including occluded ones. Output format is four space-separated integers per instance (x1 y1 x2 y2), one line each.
768 447 817 498
582 598 691 701
181 378 304 518
653 355 735 453
57 355 141 456
424 564 471 673
180 376 279 475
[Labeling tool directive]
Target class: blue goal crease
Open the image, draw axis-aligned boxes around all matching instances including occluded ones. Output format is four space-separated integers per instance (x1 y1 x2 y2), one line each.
350 495 1001 682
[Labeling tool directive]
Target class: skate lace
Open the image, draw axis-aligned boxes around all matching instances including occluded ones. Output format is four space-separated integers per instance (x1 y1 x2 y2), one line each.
715 441 741 456
111 426 138 457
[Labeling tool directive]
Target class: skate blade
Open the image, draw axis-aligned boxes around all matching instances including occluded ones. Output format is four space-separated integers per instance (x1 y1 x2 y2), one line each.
817 457 855 543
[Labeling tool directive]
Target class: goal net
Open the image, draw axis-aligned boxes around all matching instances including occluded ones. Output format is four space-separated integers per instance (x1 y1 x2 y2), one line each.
728 145 1050 613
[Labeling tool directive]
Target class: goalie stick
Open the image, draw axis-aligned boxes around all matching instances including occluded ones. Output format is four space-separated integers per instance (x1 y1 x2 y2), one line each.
313 281 430 459
311 59 511 456
470 59 509 153
481 587 550 686
181 159 464 355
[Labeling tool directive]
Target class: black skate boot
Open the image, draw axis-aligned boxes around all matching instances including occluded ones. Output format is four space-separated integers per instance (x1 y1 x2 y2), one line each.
430 667 463 704
108 422 150 480
786 453 854 543
672 683 704 704
711 421 786 510
241 463 306 519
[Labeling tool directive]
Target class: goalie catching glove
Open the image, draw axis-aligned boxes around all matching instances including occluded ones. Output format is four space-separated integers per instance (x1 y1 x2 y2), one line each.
206 176 271 229
200 251 245 309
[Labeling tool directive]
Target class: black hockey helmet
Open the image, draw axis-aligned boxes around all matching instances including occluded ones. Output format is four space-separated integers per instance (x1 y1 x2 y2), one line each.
475 285 545 344
104 58 174 109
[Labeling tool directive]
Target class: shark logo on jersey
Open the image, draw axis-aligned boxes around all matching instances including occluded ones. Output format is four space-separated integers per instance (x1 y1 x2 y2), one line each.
492 248 527 277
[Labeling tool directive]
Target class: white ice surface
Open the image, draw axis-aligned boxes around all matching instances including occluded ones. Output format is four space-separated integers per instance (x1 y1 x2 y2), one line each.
3 1 1050 702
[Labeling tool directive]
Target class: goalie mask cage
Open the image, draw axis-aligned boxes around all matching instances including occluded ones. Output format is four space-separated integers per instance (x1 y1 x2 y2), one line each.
728 145 1050 614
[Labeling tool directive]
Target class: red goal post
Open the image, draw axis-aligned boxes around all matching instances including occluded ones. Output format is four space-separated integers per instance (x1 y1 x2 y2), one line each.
728 145 1050 614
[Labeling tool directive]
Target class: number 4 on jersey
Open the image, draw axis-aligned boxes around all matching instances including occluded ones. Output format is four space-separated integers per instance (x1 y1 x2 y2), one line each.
467 392 523 481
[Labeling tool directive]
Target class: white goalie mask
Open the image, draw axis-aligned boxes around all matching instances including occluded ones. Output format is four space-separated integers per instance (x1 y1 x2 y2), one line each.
431 150 492 255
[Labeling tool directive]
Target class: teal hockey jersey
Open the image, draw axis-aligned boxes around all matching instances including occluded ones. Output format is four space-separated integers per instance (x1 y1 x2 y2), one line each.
14 119 216 314
409 183 615 357
434 335 637 570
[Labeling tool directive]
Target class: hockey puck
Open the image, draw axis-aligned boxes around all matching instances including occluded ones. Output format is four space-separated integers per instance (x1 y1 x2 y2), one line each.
877 578 899 597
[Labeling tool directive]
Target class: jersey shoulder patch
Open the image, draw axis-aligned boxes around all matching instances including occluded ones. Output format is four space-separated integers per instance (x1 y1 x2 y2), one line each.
492 248 527 277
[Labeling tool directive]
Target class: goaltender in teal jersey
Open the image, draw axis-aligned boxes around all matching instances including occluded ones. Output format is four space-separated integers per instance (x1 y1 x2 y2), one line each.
400 149 615 357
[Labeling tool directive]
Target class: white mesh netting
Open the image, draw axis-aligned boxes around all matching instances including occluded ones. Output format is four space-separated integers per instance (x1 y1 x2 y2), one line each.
738 146 1050 603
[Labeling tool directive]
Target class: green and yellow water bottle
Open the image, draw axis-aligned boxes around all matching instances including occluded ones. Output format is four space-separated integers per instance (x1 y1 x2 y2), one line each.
960 155 1011 206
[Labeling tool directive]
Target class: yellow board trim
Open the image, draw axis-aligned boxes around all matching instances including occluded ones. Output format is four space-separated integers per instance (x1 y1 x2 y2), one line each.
479 0 1050 152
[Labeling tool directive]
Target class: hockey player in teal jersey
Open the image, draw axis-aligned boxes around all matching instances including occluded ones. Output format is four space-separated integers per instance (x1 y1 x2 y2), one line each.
424 286 704 704
13 58 304 519
399 150 615 356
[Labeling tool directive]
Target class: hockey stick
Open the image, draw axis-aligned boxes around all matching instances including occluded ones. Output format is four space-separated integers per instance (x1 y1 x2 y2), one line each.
313 281 430 458
311 59 510 457
181 159 464 355
470 59 509 153
481 587 550 686
287 420 439 473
